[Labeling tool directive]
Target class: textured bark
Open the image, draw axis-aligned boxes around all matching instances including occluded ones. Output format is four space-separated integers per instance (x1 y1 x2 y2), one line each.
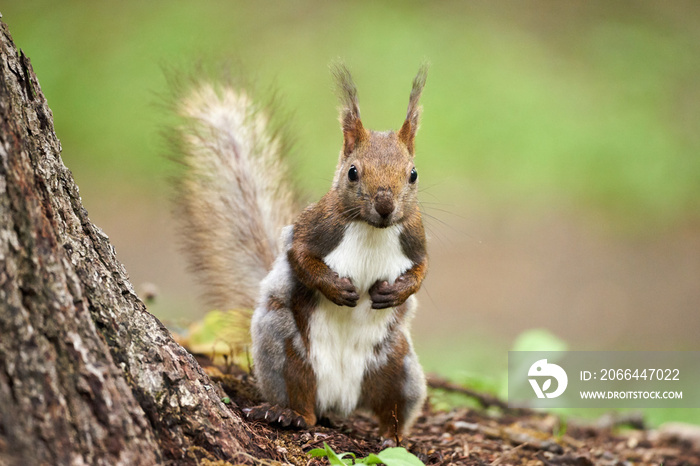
0 18 259 466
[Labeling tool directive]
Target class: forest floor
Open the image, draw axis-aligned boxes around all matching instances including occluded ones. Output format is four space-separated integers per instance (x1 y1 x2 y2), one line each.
111 194 700 464
193 360 700 466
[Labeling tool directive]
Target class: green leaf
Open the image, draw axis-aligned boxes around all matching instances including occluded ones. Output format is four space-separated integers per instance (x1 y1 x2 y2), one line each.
307 443 424 466
362 453 384 464
323 442 351 466
376 447 425 466
221 396 231 404
308 448 329 458
338 452 356 465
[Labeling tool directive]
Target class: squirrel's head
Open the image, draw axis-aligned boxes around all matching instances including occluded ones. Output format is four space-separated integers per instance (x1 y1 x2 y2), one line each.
331 64 428 229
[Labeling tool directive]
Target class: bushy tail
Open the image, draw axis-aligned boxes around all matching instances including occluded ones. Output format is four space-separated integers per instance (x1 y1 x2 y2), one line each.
172 83 296 314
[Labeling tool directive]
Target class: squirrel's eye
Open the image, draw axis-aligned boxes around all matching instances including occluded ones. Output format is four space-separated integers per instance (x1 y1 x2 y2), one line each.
348 165 359 182
409 167 418 184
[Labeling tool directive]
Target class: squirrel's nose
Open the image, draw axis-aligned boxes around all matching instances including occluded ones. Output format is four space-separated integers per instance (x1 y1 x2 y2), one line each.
374 189 394 219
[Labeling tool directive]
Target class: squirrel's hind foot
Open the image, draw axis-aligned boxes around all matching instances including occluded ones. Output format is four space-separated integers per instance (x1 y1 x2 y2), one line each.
244 403 316 429
380 436 402 448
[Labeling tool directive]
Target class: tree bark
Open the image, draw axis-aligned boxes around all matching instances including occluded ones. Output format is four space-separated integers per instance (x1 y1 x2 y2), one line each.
0 18 262 466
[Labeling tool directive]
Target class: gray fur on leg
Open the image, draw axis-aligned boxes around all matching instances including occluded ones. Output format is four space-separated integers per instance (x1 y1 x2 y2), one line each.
250 226 297 407
400 344 427 435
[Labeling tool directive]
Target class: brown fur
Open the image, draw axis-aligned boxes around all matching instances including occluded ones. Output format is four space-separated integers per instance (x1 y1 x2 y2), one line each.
399 210 427 263
332 64 367 155
288 194 360 307
288 282 315 349
360 331 411 440
398 64 428 155
283 339 317 427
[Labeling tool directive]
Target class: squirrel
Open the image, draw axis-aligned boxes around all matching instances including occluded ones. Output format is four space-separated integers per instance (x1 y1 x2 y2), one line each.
172 64 429 442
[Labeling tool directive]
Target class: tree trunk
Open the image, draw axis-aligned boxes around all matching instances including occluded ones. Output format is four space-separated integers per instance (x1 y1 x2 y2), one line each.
0 18 263 466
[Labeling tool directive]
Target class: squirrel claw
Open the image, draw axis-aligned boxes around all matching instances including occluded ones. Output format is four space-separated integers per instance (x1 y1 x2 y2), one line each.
245 403 309 429
338 295 359 307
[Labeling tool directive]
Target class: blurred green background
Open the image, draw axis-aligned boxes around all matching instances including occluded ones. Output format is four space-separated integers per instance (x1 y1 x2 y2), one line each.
4 1 699 425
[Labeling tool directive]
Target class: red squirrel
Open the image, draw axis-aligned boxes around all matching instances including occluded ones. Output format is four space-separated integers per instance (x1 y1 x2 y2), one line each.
173 64 429 441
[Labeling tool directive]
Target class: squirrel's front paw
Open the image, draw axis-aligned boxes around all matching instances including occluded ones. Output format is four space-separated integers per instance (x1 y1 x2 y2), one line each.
369 278 409 309
322 274 359 307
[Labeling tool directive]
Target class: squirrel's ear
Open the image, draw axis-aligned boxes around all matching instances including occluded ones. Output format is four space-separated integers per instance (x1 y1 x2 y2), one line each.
332 63 367 156
398 64 428 155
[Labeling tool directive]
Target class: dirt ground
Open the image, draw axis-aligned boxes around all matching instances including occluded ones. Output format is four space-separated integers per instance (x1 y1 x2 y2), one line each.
199 361 700 465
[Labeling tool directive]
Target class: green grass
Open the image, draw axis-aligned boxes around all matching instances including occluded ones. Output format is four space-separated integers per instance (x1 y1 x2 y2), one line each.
4 1 700 229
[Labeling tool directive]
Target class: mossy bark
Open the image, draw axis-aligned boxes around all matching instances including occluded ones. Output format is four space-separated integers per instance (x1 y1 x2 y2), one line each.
0 18 260 466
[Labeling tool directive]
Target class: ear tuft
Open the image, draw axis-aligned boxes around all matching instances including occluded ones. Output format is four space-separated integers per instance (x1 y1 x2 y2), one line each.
331 62 366 156
398 63 429 155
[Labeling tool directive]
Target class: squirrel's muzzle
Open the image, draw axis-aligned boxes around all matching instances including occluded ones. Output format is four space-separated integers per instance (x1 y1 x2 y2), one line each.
373 189 395 220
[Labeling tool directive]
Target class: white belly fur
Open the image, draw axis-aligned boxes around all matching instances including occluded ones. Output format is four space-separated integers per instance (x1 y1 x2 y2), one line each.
308 221 413 415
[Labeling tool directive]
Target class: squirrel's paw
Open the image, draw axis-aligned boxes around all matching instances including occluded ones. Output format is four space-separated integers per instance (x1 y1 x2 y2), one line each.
369 279 407 309
243 403 312 429
325 274 359 307
380 437 400 448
